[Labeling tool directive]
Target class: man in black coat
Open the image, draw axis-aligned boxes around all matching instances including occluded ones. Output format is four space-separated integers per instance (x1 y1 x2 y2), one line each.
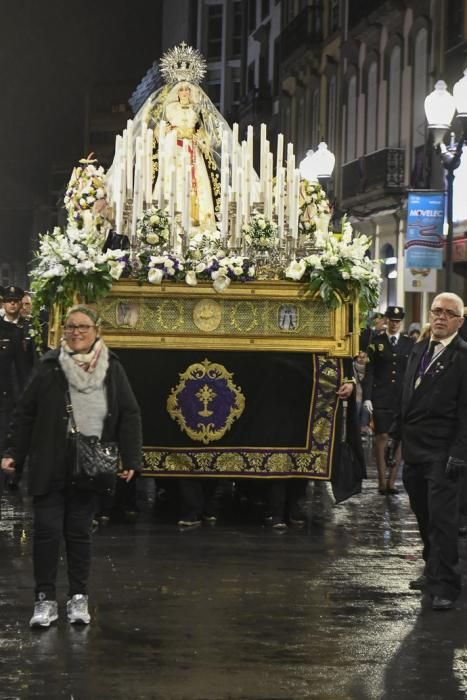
0 292 27 498
387 292 467 610
362 306 413 494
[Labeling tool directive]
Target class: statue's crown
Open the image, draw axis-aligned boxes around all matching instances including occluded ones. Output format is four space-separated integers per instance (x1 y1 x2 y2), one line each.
159 42 207 85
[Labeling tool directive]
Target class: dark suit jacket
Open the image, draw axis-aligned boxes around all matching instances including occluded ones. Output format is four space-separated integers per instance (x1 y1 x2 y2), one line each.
390 334 467 464
361 333 413 411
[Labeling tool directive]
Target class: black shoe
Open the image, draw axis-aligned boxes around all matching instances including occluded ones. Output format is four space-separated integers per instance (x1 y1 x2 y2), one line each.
386 487 399 495
409 575 427 590
378 488 387 495
432 596 454 611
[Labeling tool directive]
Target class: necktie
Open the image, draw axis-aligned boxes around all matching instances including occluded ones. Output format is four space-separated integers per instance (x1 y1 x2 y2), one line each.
415 340 441 387
427 340 440 360
390 336 397 346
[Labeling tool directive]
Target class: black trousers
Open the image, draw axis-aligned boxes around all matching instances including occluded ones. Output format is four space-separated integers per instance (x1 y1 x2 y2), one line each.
178 478 220 520
266 479 308 521
33 488 96 600
403 460 461 601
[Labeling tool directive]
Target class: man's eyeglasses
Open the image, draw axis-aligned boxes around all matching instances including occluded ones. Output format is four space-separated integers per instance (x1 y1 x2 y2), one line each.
63 324 96 334
430 307 462 319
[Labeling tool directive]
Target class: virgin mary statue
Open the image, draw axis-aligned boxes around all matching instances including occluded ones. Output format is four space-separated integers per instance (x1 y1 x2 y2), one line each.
132 43 232 231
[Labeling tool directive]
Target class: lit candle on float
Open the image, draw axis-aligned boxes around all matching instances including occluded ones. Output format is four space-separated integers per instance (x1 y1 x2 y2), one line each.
155 120 166 207
112 134 122 211
181 143 190 235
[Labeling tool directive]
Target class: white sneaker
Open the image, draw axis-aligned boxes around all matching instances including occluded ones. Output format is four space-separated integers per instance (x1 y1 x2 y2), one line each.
67 594 91 624
29 597 58 628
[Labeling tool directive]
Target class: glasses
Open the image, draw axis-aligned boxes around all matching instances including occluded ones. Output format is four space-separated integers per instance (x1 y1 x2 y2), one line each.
63 324 96 334
430 307 461 319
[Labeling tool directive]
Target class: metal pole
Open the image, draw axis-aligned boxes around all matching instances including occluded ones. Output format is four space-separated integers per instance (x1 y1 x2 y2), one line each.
445 167 454 292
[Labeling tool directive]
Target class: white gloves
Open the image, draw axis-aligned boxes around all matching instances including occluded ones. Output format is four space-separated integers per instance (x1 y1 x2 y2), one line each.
363 400 373 414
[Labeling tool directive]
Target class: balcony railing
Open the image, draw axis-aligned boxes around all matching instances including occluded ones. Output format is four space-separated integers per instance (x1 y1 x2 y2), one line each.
341 148 405 202
280 5 323 62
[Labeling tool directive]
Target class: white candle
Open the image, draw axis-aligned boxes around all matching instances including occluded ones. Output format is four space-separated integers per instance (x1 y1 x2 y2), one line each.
233 167 243 247
126 120 133 196
276 133 284 172
276 167 285 239
291 169 300 240
145 128 153 205
112 134 122 208
231 123 239 193
259 124 267 200
265 152 273 220
182 164 191 239
220 166 229 241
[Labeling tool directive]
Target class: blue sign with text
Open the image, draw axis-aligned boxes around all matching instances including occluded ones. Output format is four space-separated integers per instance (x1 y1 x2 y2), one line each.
405 191 444 269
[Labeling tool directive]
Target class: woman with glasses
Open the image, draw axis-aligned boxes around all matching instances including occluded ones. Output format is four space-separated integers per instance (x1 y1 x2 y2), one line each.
1 304 142 628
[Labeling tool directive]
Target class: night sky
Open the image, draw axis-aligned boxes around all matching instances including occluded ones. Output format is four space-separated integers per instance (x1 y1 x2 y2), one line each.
0 0 162 270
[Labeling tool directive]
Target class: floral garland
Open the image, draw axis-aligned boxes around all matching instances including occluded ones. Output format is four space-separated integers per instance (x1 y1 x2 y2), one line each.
242 212 278 250
64 156 108 230
298 179 331 236
285 217 381 313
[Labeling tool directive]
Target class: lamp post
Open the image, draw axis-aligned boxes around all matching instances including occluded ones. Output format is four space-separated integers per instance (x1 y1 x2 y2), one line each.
298 141 335 193
424 71 467 291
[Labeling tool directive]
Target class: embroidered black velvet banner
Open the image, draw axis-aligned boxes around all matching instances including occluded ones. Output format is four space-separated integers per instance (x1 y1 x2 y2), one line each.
115 349 343 478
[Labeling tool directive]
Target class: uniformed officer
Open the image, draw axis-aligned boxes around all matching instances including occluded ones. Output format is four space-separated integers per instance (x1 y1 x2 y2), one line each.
2 286 35 375
0 293 27 497
362 306 413 494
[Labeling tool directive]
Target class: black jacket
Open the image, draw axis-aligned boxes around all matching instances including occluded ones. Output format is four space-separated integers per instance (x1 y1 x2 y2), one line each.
390 334 467 464
361 332 413 411
0 317 26 400
4 349 142 496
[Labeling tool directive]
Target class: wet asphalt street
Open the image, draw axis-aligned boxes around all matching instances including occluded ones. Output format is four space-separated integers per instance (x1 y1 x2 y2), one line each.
1 457 467 700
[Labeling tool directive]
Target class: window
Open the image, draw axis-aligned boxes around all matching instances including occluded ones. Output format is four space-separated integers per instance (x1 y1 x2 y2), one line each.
248 0 256 32
346 74 357 162
232 2 242 57
412 28 428 151
261 0 270 19
387 45 401 147
330 0 339 32
208 82 221 109
327 76 336 151
207 4 223 60
366 61 377 153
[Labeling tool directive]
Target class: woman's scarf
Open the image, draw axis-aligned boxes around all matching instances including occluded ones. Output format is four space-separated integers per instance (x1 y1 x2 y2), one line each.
59 338 109 393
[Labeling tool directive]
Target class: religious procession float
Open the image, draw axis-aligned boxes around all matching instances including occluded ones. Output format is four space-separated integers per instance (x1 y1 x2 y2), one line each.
30 44 381 497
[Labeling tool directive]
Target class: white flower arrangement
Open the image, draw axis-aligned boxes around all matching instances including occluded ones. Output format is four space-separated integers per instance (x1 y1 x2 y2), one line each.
30 224 127 316
64 157 108 230
242 212 278 250
136 207 171 249
285 216 381 311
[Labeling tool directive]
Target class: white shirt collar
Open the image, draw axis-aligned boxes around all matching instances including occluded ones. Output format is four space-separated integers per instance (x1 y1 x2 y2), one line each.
430 331 458 349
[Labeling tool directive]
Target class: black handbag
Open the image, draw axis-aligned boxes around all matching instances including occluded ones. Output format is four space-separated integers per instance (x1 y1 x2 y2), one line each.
66 389 119 494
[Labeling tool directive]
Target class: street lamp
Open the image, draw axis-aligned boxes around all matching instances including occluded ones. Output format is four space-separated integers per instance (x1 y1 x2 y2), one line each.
424 71 467 290
299 142 335 193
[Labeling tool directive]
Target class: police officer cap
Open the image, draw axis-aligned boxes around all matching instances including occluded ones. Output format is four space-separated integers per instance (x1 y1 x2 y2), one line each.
3 285 24 301
384 306 405 320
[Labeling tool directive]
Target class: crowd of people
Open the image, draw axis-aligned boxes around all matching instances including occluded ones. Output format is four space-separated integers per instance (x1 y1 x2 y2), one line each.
1 289 467 625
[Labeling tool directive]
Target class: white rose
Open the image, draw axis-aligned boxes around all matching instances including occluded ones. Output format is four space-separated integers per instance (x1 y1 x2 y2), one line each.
286 259 307 281
195 262 206 273
185 270 198 286
148 268 164 284
150 215 160 225
247 266 256 277
146 233 159 245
